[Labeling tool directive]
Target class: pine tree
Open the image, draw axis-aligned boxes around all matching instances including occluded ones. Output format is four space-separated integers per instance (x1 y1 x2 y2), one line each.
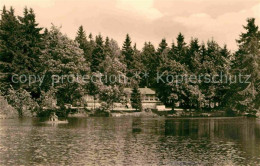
156 38 169 69
104 36 112 56
122 34 134 74
188 38 200 72
0 6 44 115
91 34 105 72
104 37 110 50
43 28 49 36
17 7 44 98
168 42 177 61
228 18 260 115
200 42 207 64
176 33 187 64
76 26 87 42
184 38 205 109
0 6 21 93
89 33 95 48
0 7 44 96
131 85 142 111
131 43 144 85
157 38 168 53
141 42 157 87
75 25 92 62
157 38 168 54
177 33 186 49
199 40 223 109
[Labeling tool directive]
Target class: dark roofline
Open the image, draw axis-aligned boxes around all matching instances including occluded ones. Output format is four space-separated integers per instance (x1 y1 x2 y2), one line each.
124 87 156 95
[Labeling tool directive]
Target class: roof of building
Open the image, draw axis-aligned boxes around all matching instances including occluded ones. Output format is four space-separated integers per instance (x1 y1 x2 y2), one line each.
124 87 156 95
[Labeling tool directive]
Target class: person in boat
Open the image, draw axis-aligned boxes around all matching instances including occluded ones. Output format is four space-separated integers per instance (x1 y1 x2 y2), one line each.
49 112 58 121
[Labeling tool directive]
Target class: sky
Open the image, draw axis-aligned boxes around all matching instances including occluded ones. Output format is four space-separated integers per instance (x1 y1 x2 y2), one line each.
1 0 260 51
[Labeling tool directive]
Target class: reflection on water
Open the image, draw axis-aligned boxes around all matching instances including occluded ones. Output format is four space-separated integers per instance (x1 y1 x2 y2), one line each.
0 117 260 165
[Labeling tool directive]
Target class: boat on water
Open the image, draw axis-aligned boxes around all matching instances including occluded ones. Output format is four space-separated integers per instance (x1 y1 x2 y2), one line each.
42 112 69 124
43 120 69 124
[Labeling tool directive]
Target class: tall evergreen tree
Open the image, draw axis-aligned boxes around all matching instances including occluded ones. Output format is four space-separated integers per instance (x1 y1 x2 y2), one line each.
122 34 135 77
122 34 134 63
214 45 231 102
200 42 207 64
157 38 169 68
131 85 142 111
176 33 188 64
188 38 200 71
88 33 95 49
75 26 87 43
17 7 44 98
228 18 260 115
168 42 177 61
140 42 157 87
0 6 21 93
199 40 222 109
0 6 43 115
91 34 105 72
104 36 112 57
75 25 92 62
157 38 168 55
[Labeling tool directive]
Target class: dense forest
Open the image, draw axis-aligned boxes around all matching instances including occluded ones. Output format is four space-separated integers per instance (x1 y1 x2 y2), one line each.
0 6 259 117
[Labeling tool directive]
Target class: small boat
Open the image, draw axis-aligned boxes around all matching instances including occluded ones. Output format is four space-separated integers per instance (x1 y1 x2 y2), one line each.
43 112 68 124
43 120 69 124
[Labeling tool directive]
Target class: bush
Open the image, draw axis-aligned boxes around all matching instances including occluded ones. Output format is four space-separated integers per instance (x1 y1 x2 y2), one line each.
5 88 38 117
0 96 18 118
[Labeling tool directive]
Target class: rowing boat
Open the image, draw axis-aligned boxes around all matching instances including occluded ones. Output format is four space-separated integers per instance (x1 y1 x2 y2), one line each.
42 120 69 124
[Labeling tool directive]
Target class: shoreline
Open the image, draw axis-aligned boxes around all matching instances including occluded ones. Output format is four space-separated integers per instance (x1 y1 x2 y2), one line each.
1 111 257 119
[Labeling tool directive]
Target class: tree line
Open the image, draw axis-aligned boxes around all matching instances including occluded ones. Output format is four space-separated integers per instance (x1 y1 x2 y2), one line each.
0 6 259 117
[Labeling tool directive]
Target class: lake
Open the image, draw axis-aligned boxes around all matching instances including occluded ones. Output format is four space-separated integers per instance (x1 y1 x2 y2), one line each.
0 117 260 165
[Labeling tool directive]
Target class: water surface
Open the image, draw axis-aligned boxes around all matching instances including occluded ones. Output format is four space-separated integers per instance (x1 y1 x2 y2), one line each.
0 117 260 165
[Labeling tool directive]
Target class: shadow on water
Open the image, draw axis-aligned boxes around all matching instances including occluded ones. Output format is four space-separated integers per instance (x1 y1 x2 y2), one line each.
0 117 260 165
132 118 142 133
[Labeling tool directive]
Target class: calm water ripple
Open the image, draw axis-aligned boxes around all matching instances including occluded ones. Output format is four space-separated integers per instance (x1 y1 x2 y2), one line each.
0 117 260 165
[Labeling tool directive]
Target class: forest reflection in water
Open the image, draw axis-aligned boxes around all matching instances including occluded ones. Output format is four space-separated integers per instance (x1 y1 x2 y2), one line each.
0 117 260 165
